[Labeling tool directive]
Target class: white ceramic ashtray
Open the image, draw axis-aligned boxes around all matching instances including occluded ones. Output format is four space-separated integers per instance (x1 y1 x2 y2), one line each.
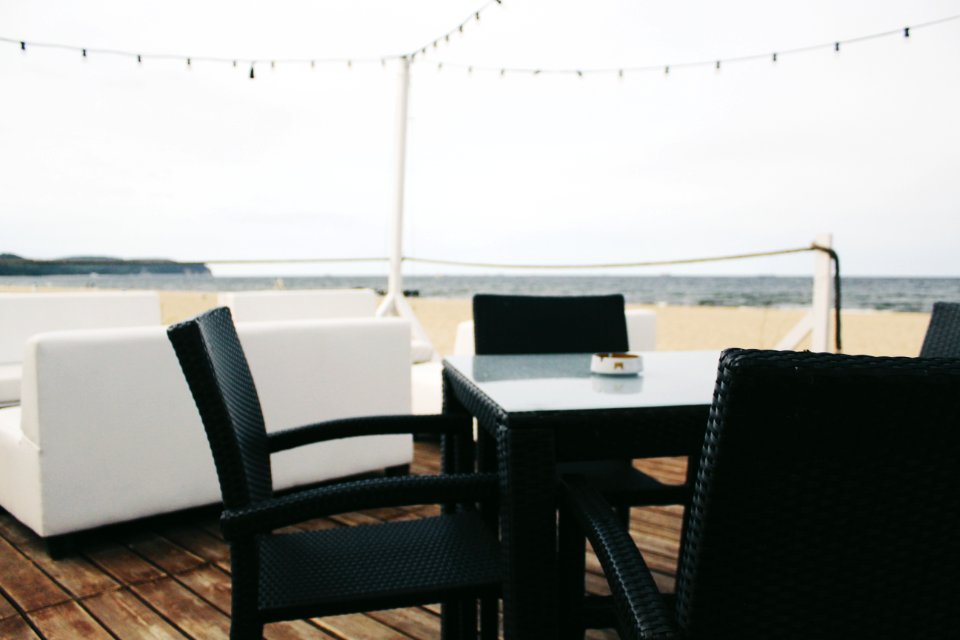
590 352 643 376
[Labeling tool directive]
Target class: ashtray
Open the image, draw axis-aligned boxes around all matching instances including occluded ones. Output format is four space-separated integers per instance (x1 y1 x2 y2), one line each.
590 352 643 376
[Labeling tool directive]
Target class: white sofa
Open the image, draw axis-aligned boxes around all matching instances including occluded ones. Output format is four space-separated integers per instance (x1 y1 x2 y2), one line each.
0 317 413 540
219 288 378 322
411 309 657 414
220 287 435 363
0 291 161 404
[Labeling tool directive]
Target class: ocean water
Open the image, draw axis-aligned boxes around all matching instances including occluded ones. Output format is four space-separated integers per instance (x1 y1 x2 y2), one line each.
2 274 957 312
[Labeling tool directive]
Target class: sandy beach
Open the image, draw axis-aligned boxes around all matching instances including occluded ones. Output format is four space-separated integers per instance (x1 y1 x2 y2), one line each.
0 286 932 356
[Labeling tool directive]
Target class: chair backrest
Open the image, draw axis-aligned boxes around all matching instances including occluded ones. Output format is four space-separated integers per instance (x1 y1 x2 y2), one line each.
920 301 960 357
167 307 273 509
676 349 960 638
472 294 629 355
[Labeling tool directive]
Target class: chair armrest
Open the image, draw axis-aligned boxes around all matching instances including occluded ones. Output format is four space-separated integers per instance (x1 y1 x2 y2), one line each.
268 414 472 453
561 480 678 640
221 472 497 538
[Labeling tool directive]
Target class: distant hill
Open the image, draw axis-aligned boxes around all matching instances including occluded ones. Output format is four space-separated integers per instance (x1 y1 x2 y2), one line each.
0 254 211 276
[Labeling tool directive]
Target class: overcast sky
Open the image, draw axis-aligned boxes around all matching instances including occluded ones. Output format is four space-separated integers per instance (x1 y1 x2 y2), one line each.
2 0 959 277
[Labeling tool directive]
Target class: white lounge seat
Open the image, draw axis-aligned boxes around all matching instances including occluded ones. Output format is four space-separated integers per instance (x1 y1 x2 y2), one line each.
218 288 378 322
0 291 161 404
0 317 413 540
411 309 657 414
219 288 436 364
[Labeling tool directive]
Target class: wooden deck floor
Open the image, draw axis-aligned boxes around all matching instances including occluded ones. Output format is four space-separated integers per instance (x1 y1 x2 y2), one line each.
0 443 686 639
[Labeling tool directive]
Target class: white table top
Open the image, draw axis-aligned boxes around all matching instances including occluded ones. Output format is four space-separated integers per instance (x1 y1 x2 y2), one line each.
444 350 722 414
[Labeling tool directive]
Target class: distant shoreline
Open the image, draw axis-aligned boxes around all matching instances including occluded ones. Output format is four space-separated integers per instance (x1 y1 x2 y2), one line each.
1 273 955 312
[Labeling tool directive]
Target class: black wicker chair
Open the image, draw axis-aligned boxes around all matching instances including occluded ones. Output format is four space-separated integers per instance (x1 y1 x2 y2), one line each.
559 348 960 639
167 307 500 640
920 301 960 357
472 294 689 514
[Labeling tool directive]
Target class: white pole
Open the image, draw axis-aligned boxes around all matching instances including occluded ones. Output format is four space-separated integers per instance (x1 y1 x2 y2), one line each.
377 55 411 318
811 232 834 352
374 56 438 360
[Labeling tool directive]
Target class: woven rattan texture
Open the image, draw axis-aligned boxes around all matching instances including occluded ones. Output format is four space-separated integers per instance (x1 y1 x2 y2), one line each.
920 301 960 357
258 511 501 619
472 293 629 355
168 307 273 508
169 308 503 639
563 481 675 640
675 349 960 638
221 473 498 537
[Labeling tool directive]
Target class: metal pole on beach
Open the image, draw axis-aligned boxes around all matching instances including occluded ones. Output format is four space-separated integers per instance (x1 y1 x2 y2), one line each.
376 56 436 358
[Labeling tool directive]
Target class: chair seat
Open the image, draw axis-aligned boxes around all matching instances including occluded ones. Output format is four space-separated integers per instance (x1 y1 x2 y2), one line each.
559 460 689 506
259 511 501 620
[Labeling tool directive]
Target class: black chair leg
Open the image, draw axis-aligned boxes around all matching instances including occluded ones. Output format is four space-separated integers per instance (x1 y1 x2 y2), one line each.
441 599 463 640
614 503 631 530
480 596 498 640
558 504 587 640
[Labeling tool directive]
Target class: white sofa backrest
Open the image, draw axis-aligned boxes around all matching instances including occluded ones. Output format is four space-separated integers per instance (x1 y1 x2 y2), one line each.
0 292 161 364
451 309 657 355
219 289 378 323
10 317 411 536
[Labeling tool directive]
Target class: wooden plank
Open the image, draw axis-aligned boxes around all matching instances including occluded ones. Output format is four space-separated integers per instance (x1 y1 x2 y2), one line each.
0 513 34 545
158 525 230 571
132 576 230 639
174 565 232 613
28 600 113 639
315 613 412 639
367 607 440 639
263 620 339 639
84 544 166 586
0 515 119 599
0 615 41 639
0 537 72 612
126 534 206 575
0 591 19 620
82 589 187 639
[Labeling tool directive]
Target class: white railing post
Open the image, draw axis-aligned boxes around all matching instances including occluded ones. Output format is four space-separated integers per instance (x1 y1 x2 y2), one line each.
810 232 834 352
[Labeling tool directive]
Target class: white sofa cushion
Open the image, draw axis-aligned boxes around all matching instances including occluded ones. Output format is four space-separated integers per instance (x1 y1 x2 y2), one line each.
0 317 413 537
0 364 21 405
0 291 161 364
219 289 377 322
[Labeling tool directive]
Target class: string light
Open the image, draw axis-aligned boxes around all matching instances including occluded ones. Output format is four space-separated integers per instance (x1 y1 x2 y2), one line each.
408 0 501 59
428 12 960 79
2 8 956 82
